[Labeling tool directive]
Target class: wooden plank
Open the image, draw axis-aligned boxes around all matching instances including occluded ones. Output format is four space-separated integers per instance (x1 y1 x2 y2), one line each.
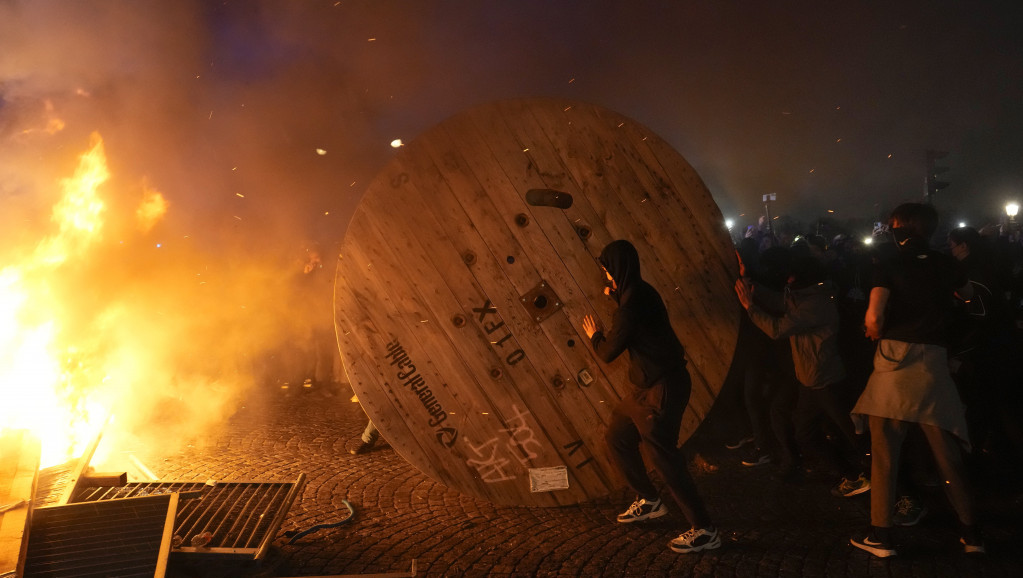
49 428 104 507
342 194 578 502
457 103 630 400
426 113 628 489
335 98 740 506
336 215 486 496
354 147 614 504
511 101 739 437
400 130 618 500
0 430 41 578
526 102 716 341
569 105 741 429
79 472 128 488
353 173 570 504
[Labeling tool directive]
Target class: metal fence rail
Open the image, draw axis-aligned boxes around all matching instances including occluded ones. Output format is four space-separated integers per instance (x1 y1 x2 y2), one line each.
71 474 305 559
23 493 177 578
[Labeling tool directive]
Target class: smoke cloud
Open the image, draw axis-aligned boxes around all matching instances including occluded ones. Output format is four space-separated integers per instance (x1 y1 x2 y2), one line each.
0 1 367 470
2 0 1021 469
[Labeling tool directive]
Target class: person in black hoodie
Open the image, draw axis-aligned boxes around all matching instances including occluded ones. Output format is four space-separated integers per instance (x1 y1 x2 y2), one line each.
582 239 720 554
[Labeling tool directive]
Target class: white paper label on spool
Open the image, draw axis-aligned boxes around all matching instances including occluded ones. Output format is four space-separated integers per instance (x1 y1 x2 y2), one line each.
528 466 570 492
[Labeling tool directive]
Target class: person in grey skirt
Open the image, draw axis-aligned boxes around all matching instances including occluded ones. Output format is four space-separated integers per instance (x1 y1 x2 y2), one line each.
849 202 983 558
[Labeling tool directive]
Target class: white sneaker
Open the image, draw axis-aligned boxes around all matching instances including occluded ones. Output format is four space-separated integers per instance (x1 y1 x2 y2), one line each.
850 531 897 558
670 526 721 553
616 498 668 523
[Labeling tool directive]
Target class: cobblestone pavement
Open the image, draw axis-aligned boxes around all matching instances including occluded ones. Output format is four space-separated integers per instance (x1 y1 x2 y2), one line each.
153 382 1023 577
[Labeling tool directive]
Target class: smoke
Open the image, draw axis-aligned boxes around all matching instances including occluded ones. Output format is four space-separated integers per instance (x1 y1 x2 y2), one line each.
0 1 366 470
2 0 1021 468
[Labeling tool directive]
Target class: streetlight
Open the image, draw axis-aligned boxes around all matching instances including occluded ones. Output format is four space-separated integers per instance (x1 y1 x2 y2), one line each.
1008 203 1020 241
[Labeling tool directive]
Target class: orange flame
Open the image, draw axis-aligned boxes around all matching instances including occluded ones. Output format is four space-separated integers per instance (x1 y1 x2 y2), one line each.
1 133 111 466
136 182 168 233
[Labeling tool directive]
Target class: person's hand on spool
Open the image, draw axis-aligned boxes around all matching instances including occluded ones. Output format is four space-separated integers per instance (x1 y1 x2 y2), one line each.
734 278 754 310
582 314 601 339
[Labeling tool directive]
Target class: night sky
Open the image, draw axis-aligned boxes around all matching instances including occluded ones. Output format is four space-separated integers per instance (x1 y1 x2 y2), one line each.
2 0 1022 247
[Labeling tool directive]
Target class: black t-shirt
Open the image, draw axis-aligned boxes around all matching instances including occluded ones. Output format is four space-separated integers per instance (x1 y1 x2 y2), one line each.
872 244 967 346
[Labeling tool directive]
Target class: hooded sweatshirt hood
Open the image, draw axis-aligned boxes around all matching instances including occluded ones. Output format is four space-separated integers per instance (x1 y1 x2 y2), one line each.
599 240 641 303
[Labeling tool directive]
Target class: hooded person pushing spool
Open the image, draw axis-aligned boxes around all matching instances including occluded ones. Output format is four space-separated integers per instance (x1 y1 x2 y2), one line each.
333 98 740 507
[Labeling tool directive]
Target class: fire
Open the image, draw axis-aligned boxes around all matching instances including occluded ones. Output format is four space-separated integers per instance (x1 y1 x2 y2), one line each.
1 133 112 467
35 133 108 266
136 182 168 233
3 128 304 473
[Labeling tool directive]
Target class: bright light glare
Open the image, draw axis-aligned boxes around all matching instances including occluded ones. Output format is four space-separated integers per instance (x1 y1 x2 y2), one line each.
1007 203 1019 218
390 139 403 148
958 221 967 228
725 219 734 230
863 237 874 245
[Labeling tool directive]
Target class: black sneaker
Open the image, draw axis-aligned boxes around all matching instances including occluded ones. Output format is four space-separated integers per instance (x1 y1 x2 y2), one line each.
850 528 896 558
892 495 927 526
670 526 722 553
616 497 668 523
831 473 871 498
740 448 772 467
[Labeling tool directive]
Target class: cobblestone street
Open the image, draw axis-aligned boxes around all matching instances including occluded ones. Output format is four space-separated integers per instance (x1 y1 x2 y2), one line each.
151 382 1023 577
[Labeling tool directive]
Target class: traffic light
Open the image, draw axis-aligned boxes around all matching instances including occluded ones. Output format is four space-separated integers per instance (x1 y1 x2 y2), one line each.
925 149 950 202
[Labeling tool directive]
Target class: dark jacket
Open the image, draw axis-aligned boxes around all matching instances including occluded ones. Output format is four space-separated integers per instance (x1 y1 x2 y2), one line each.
590 240 687 388
745 281 846 389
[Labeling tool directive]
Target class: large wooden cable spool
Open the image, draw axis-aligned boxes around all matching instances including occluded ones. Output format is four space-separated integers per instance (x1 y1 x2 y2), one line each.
333 98 740 506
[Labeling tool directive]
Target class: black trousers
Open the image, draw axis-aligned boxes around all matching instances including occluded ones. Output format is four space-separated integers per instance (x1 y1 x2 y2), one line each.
744 334 797 454
788 381 866 477
605 369 711 528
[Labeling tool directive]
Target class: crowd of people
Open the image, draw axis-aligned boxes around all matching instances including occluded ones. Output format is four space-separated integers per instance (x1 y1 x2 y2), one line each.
581 202 1022 558
317 199 1021 558
707 203 1022 557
